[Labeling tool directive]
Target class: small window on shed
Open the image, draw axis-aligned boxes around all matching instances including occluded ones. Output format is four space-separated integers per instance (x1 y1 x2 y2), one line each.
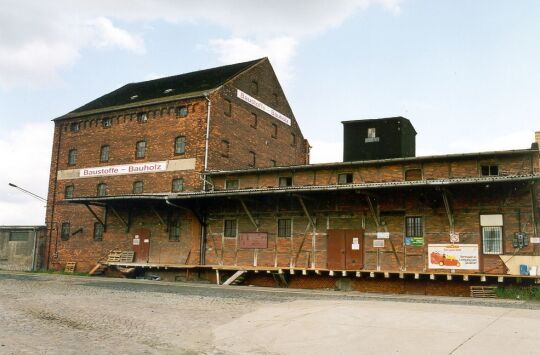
224 99 232 116
93 223 104 241
279 176 293 187
96 183 107 197
137 112 148 123
64 185 74 199
405 169 422 181
221 140 230 158
169 219 180 241
9 231 29 241
367 128 376 138
271 123 278 138
481 165 499 176
176 106 188 117
133 181 144 194
278 219 292 237
175 136 186 155
68 149 77 165
225 179 239 190
224 219 237 238
172 178 184 192
337 173 353 184
60 222 70 241
69 122 80 132
102 117 112 128
251 113 258 128
100 145 110 162
251 80 259 95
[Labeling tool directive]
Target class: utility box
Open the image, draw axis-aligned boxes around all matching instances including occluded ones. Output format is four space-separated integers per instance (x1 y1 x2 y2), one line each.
342 117 417 161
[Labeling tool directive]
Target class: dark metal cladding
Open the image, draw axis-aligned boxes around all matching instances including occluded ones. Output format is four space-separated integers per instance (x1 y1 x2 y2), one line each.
342 116 417 161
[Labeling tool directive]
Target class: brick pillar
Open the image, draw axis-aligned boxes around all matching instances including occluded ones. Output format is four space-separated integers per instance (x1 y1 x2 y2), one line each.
535 131 540 146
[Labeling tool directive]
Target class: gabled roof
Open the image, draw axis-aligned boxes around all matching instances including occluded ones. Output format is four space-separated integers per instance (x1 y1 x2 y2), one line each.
58 58 265 119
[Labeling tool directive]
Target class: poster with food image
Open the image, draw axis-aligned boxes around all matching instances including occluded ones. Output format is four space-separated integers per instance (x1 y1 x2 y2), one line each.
428 244 479 270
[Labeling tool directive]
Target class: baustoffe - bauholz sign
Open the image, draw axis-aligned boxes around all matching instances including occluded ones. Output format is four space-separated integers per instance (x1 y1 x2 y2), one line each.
237 89 291 126
428 244 479 270
80 161 167 178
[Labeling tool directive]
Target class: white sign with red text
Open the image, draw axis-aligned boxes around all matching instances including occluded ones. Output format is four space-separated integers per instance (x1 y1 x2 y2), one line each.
237 89 291 126
80 161 167 178
428 244 479 270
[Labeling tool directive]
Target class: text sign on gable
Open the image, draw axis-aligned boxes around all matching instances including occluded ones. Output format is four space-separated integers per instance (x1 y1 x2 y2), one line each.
239 232 268 249
237 89 291 126
80 161 167 178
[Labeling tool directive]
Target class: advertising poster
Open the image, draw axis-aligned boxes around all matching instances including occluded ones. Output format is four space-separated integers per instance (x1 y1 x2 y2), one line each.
428 244 479 270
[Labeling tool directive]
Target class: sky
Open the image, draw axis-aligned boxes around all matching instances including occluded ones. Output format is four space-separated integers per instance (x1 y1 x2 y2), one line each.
1 0 539 225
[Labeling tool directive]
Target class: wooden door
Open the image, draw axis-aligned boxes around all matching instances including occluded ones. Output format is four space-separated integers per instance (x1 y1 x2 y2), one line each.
327 229 364 270
327 229 346 269
132 228 151 263
345 230 363 269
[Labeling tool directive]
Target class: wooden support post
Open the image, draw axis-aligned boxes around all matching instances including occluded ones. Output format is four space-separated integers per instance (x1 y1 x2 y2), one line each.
429 274 435 280
329 270 335 276
414 273 420 279
447 274 453 281
356 271 361 278
481 275 486 282
463 275 469 281
216 269 220 285
315 270 321 275
399 273 404 279
290 269 295 275
342 271 347 277
498 276 504 283
384 272 390 278
370 272 375 278
302 269 307 275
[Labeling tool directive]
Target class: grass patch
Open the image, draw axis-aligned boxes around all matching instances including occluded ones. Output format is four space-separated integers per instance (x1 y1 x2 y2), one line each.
496 285 540 300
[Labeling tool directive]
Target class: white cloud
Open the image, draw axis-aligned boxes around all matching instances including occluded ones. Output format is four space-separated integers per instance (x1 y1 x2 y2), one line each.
0 0 402 88
0 122 52 225
207 37 298 83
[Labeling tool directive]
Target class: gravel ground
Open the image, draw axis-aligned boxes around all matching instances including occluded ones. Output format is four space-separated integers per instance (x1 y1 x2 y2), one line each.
0 271 539 354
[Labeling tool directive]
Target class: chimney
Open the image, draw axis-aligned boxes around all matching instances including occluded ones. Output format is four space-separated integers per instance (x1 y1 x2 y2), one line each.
536 131 540 146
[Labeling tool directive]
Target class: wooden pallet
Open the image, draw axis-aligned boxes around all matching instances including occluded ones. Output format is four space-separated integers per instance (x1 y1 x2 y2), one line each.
64 262 76 274
470 286 497 298
119 251 135 263
107 250 122 263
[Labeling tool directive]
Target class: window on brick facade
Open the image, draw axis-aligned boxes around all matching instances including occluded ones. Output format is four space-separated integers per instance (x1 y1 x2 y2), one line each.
60 222 70 241
273 93 279 105
251 80 259 95
337 173 353 184
271 123 278 138
93 222 104 241
221 140 230 158
172 178 184 192
225 179 239 190
481 165 499 176
96 183 107 197
100 145 110 162
278 218 292 237
291 133 296 146
482 226 503 254
169 218 180 241
102 117 112 128
175 136 186 155
68 149 77 165
405 169 422 181
69 122 80 132
133 181 144 194
176 106 188 117
64 185 74 199
137 112 148 123
251 113 258 128
480 214 503 254
224 99 232 116
279 176 293 187
135 140 146 159
406 216 423 238
224 219 237 238
271 159 277 167
249 151 256 167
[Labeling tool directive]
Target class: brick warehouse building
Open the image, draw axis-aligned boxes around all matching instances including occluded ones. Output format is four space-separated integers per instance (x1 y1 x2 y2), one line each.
47 58 540 295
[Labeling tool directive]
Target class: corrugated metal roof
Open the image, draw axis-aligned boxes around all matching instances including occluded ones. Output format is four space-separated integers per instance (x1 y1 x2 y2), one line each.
205 148 539 176
66 174 540 204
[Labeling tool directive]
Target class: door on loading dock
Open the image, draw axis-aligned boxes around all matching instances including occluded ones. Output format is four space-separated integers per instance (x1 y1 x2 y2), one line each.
327 229 364 270
132 228 151 263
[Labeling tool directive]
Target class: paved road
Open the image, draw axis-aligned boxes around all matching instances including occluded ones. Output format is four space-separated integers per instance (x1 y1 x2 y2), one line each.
0 271 539 354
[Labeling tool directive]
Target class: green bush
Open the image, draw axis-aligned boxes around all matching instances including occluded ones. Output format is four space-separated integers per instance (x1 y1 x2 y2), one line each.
496 285 540 300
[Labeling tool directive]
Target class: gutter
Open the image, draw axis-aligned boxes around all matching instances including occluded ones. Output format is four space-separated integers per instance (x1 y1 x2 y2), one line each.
203 93 211 191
